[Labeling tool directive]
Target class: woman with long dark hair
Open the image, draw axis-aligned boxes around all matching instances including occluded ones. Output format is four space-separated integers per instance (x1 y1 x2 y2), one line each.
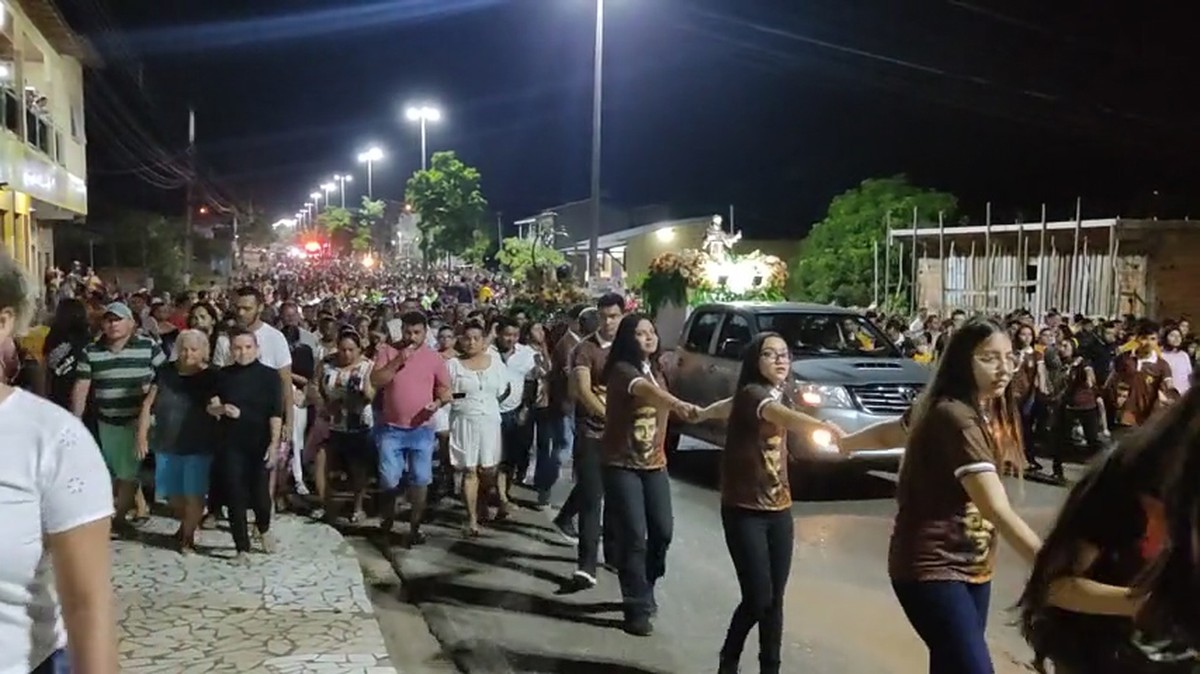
1132 388 1200 659
839 318 1042 672
599 313 698 636
42 297 92 411
712 332 840 674
1017 391 1200 673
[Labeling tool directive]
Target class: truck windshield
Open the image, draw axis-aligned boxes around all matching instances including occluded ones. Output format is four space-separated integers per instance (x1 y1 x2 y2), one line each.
755 312 900 358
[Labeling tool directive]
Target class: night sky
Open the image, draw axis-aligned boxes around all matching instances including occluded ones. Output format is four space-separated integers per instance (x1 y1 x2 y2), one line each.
68 0 1200 237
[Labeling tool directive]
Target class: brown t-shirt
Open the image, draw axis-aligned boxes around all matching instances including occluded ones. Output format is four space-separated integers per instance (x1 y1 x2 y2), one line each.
548 331 581 414
602 360 668 470
888 399 1001 583
572 335 610 439
1107 353 1172 427
720 383 791 511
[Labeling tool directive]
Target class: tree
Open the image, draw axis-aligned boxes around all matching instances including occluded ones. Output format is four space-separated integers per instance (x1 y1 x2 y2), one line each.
405 151 488 263
496 236 566 280
355 197 386 252
103 210 187 291
790 175 957 308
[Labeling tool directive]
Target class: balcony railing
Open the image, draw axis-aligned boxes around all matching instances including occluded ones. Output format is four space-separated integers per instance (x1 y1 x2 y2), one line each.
0 85 68 166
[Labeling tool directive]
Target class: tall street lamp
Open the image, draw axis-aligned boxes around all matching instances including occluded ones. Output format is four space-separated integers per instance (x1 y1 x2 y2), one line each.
310 191 323 214
357 146 384 199
586 0 605 281
321 182 335 209
333 174 353 208
405 105 442 171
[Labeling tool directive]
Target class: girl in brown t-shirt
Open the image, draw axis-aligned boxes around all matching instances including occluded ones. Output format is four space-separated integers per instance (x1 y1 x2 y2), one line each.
600 313 699 637
708 332 839 674
838 318 1042 673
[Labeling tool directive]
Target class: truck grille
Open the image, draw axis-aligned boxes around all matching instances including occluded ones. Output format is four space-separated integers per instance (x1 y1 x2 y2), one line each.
849 384 923 415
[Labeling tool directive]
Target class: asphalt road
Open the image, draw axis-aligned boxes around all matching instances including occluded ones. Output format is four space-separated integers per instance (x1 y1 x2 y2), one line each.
376 436 1070 674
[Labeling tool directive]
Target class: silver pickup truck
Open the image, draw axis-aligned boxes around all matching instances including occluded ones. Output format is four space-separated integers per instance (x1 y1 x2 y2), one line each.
661 301 929 475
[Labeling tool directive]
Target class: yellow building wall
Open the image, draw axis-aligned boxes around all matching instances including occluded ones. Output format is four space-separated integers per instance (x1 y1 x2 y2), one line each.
623 222 707 280
0 189 33 270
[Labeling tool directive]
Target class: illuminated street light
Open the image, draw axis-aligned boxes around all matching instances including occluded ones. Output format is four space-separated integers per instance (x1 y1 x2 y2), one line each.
332 174 353 208
310 191 324 213
356 146 385 199
404 104 442 171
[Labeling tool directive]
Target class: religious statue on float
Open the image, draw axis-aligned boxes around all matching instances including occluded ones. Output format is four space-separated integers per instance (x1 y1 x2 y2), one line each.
703 214 742 265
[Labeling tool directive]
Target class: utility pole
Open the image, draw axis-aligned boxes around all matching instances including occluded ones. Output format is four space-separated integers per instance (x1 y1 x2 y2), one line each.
183 107 195 287
586 0 605 280
496 212 503 244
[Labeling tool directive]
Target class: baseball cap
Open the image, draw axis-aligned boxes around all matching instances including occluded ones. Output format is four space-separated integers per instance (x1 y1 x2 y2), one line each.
104 302 134 320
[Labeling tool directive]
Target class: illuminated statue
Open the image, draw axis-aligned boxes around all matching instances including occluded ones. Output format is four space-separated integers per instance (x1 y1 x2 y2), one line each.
703 215 741 264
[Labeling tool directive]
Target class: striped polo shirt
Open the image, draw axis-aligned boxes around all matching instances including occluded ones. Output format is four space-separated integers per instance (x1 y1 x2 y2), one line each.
76 335 166 424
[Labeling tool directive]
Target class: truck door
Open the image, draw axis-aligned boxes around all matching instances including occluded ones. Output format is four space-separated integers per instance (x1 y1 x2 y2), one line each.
673 308 724 414
709 310 754 412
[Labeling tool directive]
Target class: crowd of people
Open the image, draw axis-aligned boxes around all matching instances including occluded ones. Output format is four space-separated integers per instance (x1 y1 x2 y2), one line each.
5 246 1200 673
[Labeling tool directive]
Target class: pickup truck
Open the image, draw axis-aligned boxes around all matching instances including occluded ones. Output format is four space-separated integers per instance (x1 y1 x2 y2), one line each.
661 302 929 479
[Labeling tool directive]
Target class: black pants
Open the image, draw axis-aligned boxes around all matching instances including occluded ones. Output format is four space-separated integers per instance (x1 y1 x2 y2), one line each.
720 507 794 672
500 409 533 479
1049 405 1105 472
603 466 673 618
558 433 614 575
219 448 271 553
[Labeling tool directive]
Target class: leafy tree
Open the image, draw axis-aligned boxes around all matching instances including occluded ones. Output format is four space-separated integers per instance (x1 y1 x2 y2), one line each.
497 235 566 281
318 206 353 235
355 197 386 252
104 210 187 291
790 175 957 307
405 151 488 263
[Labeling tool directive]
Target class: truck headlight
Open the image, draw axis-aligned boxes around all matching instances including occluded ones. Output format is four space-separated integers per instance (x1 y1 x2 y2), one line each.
795 382 854 410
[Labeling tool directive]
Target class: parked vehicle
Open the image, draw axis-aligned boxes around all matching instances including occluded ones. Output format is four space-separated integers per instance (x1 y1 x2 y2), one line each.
662 302 929 476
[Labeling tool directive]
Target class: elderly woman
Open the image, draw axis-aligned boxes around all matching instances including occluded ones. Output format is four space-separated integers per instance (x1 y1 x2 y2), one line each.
137 329 219 554
0 251 118 673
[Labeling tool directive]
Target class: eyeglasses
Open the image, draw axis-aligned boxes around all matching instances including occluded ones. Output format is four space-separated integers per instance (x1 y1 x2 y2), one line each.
760 350 790 362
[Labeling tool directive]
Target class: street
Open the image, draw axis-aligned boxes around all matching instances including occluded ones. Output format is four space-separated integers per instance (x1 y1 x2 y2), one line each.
378 437 1068 674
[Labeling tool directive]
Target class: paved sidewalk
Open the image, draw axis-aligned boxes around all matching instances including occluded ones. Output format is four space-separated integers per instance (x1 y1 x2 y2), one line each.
112 514 394 674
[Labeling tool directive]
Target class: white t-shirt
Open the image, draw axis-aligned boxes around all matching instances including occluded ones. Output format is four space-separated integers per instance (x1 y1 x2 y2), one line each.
212 322 293 370
492 343 539 414
0 389 114 673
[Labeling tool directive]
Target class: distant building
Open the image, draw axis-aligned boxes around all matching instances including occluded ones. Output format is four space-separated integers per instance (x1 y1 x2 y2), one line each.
888 217 1200 319
0 0 93 283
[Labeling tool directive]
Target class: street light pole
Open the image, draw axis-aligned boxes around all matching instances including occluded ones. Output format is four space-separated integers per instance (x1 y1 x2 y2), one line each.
587 0 604 281
405 106 441 171
357 147 384 200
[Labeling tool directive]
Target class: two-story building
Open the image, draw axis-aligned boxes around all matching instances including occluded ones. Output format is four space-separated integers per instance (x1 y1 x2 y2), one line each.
0 0 91 285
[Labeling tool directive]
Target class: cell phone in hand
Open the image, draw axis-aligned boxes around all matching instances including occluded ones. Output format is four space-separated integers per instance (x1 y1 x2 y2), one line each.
385 319 405 344
452 392 466 400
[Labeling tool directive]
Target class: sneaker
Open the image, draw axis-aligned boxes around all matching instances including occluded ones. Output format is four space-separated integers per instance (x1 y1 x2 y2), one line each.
552 518 579 545
231 552 252 566
567 570 597 591
623 614 653 637
255 529 277 554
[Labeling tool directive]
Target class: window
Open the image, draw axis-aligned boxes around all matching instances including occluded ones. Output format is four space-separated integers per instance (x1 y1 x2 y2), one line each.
756 312 900 358
70 102 81 140
715 313 753 359
684 311 722 353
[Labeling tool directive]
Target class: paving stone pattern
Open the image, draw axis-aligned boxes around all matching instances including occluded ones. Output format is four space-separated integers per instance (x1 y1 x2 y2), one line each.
113 515 395 674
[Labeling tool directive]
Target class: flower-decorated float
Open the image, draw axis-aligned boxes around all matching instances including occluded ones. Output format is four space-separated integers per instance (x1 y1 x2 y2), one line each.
509 262 592 321
634 215 788 348
637 215 788 313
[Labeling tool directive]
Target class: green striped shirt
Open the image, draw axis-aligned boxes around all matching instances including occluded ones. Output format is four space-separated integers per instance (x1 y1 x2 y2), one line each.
77 336 166 424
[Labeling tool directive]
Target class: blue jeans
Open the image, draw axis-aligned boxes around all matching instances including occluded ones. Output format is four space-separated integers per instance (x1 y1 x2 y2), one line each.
375 425 435 490
533 410 569 499
32 649 69 674
892 579 993 674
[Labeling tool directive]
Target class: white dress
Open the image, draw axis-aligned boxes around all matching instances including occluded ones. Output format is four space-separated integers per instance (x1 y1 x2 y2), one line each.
447 355 507 469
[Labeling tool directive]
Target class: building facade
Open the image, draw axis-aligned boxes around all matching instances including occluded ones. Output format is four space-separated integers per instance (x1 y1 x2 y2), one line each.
0 0 90 285
888 218 1200 320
